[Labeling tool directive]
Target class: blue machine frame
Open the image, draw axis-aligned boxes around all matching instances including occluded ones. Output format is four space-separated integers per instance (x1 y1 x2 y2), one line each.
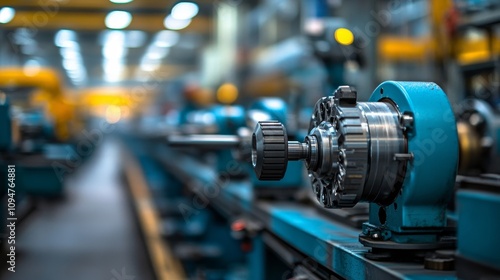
364 82 459 244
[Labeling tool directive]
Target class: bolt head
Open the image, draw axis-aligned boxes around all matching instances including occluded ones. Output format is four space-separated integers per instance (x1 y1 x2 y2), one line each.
334 86 357 106
400 113 414 130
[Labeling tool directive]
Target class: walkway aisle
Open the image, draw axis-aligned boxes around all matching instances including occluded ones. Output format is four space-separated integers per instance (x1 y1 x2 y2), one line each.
1 140 154 280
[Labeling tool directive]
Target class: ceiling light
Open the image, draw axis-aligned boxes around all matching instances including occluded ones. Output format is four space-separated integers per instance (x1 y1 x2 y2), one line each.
60 48 82 61
102 44 128 59
0 7 15 24
140 58 161 72
109 0 133 3
103 61 125 82
171 2 199 20
164 15 191 30
99 30 145 48
103 62 124 74
105 11 132 29
62 59 81 71
60 40 80 51
146 45 169 59
54 29 77 47
154 30 179 47
101 30 126 45
67 69 83 79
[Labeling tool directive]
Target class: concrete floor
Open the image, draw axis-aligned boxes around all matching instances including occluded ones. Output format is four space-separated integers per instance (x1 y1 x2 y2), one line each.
0 140 154 280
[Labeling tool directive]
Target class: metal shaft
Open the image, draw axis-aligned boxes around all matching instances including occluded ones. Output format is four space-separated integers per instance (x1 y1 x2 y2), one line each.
287 141 310 161
167 135 240 149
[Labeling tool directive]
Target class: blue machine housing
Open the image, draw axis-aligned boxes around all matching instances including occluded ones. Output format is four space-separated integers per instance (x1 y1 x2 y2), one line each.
363 81 459 244
0 97 66 197
211 105 247 176
0 99 11 151
248 98 305 192
457 189 500 274
250 98 288 127
211 105 247 135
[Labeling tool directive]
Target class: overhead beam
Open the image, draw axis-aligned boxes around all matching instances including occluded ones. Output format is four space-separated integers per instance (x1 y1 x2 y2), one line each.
1 0 216 10
2 11 212 33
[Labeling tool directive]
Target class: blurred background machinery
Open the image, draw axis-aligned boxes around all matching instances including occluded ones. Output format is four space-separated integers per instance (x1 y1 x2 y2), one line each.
1 0 500 280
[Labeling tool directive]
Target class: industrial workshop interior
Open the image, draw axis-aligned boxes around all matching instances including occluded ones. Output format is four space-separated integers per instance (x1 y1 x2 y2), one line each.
1 0 500 279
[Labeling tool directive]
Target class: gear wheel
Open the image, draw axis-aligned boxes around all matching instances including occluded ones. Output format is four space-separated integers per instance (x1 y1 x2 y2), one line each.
309 87 369 208
250 85 406 209
252 121 288 180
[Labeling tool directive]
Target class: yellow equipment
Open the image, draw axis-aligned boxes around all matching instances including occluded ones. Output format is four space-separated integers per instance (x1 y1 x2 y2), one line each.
0 67 77 141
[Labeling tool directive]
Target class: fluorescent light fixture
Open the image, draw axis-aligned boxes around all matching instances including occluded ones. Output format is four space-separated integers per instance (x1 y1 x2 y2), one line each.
164 15 191 30
103 60 125 82
0 7 15 24
154 30 179 47
103 30 126 45
109 0 133 3
146 45 169 59
60 40 80 51
99 30 145 48
102 44 128 59
139 57 161 72
54 29 77 47
103 60 124 73
105 73 123 83
62 59 81 71
66 64 87 85
105 11 132 29
99 30 125 45
171 2 199 20
67 70 82 79
60 48 82 61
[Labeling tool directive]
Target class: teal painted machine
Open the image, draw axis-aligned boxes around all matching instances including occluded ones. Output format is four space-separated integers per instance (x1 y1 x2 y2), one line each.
175 104 247 177
159 81 500 278
0 95 11 151
455 175 500 278
252 81 459 253
168 98 307 199
0 95 67 197
246 98 305 198
210 105 247 177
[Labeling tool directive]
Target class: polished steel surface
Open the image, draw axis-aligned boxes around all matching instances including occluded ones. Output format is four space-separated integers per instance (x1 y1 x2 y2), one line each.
167 134 240 149
252 94 407 208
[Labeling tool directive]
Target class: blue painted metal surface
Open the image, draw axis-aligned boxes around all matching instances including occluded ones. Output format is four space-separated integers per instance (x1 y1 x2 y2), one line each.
457 189 500 270
157 82 465 278
304 0 329 18
250 98 288 126
14 144 69 196
211 105 247 175
154 143 460 279
249 98 306 190
248 234 264 280
0 98 65 196
220 182 456 280
128 137 249 280
211 105 246 135
0 99 11 151
365 81 459 243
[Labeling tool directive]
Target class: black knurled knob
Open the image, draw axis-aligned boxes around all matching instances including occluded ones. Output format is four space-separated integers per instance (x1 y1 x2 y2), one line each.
252 121 288 180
